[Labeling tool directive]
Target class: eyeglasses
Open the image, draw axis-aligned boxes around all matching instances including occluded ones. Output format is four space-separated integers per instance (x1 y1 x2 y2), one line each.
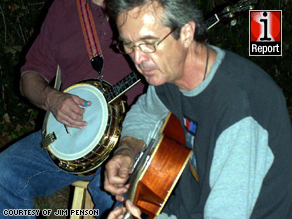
116 28 177 54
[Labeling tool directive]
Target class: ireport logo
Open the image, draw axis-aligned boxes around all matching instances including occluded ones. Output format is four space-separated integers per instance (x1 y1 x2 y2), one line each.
249 10 282 56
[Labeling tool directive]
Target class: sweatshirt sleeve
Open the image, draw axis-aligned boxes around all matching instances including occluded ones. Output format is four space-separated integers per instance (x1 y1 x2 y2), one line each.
121 85 169 144
204 117 274 218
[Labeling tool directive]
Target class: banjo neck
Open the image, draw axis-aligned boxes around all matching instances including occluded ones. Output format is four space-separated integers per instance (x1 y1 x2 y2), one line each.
104 71 141 103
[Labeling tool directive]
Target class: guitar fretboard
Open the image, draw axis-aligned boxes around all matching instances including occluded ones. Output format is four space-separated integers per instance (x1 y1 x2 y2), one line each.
205 0 257 30
104 71 141 103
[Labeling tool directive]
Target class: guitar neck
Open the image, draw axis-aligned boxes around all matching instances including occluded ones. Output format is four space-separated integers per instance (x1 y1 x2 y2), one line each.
205 0 257 30
206 13 221 30
104 71 141 103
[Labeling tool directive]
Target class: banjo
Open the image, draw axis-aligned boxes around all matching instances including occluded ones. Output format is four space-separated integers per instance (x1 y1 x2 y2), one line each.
41 71 141 174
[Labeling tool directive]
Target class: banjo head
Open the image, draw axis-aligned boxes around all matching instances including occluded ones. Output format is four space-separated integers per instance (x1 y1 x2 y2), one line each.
45 83 108 161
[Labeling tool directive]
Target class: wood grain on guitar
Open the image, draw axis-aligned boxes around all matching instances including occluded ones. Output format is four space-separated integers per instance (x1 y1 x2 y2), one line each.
126 113 192 219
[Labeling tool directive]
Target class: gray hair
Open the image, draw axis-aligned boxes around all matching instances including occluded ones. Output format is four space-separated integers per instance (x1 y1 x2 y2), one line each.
105 0 207 42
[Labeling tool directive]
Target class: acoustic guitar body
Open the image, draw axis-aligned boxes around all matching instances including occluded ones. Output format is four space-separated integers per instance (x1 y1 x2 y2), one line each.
127 113 192 219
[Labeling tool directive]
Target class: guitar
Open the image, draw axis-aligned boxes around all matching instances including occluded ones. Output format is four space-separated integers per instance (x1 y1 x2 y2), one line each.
123 113 192 219
206 0 257 30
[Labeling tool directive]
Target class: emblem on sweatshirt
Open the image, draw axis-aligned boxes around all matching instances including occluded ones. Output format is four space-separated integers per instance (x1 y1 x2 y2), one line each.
184 116 198 172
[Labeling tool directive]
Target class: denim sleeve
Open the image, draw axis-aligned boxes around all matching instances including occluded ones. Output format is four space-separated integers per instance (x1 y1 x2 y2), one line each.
121 85 169 144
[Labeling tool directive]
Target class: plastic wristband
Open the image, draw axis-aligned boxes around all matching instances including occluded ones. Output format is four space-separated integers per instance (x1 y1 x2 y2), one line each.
113 145 135 159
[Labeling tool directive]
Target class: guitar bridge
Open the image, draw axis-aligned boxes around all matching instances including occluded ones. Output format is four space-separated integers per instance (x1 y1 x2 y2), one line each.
41 132 57 149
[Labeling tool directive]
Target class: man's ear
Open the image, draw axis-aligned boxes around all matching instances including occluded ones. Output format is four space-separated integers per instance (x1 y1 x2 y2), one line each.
180 21 195 47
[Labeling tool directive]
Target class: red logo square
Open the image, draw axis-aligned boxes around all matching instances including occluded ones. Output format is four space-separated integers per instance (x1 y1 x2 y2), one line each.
249 10 282 56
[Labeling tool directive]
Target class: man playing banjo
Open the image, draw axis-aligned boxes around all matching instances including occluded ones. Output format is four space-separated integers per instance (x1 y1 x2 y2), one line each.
0 0 145 218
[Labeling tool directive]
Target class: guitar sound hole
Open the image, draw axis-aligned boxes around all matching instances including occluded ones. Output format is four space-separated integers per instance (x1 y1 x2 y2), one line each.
141 213 149 219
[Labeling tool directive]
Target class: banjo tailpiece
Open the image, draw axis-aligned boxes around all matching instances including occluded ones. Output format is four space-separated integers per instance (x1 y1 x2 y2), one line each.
41 132 56 150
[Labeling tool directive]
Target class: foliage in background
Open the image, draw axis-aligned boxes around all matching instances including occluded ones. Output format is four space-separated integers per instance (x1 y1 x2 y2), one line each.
0 0 48 145
0 0 291 147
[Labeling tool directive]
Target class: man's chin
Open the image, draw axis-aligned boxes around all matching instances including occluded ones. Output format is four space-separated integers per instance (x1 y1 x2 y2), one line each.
144 76 165 86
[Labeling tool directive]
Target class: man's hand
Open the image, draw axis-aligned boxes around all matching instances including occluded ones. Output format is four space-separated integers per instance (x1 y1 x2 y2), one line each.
104 137 146 201
20 71 90 129
104 152 134 202
46 90 91 129
107 200 141 219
